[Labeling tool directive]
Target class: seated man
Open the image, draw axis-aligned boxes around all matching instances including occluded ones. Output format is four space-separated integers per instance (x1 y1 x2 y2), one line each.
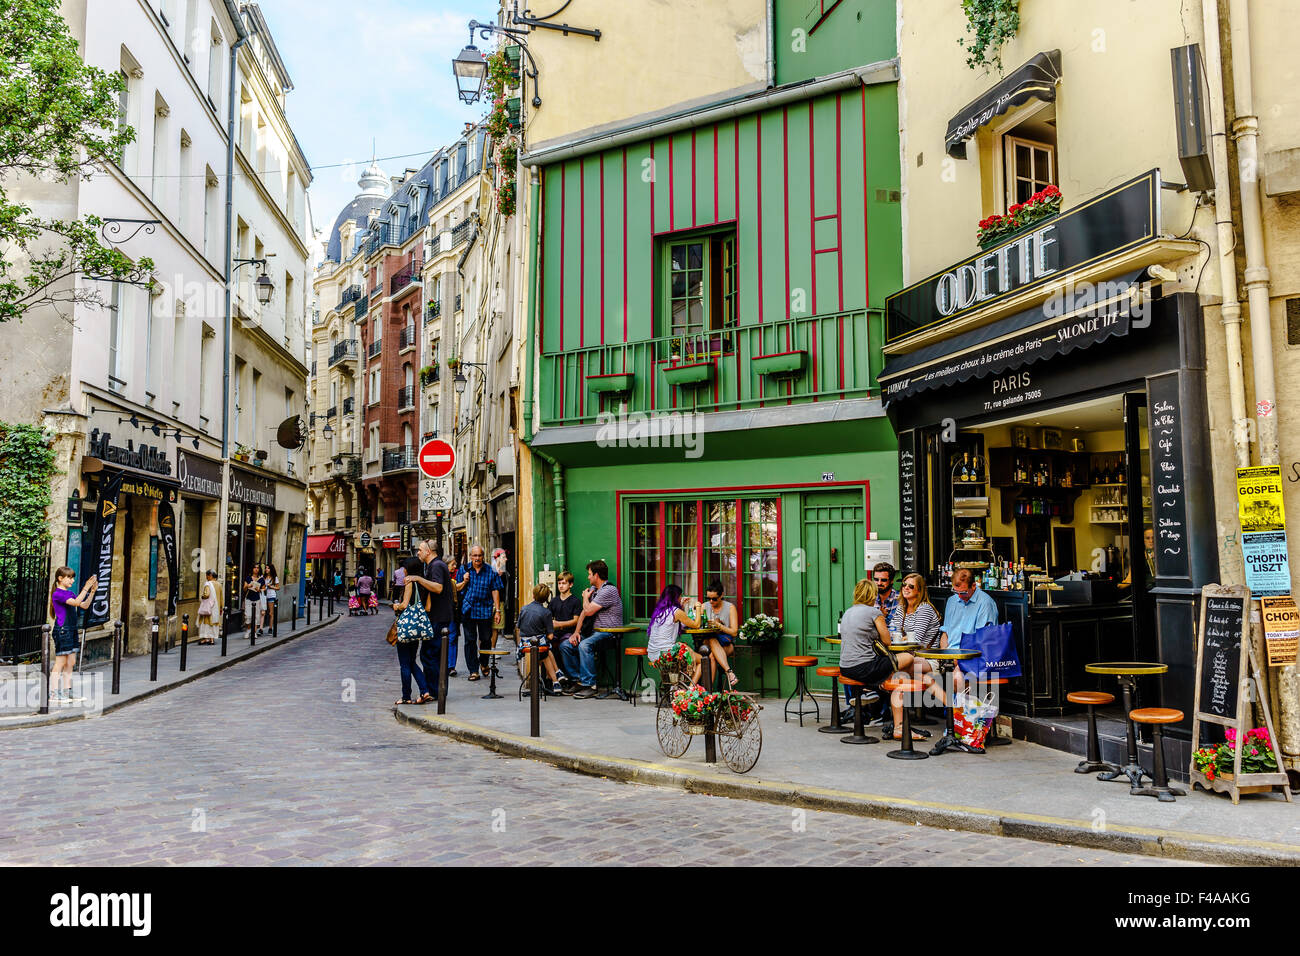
558 559 624 700
938 567 999 695
517 583 563 696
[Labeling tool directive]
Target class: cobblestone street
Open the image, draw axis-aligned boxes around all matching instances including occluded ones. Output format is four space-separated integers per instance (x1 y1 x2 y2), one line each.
0 614 1197 866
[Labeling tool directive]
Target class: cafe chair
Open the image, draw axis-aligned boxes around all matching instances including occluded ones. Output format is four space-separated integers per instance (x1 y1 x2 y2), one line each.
837 676 880 745
479 648 511 701
1066 690 1120 775
517 644 554 703
1128 708 1187 802
883 676 928 760
624 646 650 707
782 656 821 726
816 666 851 735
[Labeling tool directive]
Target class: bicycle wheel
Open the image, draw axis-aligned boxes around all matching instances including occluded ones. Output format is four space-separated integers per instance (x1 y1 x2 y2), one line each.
656 693 691 759
718 698 762 773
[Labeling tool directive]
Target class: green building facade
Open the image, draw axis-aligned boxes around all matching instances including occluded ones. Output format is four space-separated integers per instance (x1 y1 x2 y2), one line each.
527 6 902 695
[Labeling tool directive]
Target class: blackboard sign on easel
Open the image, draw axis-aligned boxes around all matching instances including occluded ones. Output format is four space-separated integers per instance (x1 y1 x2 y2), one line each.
1190 584 1292 803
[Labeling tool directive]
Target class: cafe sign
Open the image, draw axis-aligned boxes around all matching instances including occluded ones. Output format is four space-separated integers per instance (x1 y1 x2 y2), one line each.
176 450 223 500
230 467 275 509
885 170 1159 344
87 429 173 477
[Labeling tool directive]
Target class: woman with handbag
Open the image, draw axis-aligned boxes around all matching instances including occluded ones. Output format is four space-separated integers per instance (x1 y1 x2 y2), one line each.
197 569 221 645
392 569 435 706
838 578 935 741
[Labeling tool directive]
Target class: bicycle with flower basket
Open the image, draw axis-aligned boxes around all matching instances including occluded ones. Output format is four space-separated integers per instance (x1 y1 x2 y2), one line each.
652 641 763 773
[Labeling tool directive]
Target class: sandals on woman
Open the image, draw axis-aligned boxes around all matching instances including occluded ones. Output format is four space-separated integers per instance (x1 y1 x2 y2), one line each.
414 693 434 705
394 698 413 706
467 673 481 682
727 669 739 688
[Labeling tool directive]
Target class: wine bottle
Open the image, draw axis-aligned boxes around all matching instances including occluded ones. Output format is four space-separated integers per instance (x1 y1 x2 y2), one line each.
1116 459 1126 484
960 453 970 482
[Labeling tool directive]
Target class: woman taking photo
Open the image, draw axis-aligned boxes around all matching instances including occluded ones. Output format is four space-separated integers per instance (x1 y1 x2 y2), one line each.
645 584 707 685
888 573 941 649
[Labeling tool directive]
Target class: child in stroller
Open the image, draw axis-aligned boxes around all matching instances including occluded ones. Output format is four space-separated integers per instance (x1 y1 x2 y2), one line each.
348 589 363 616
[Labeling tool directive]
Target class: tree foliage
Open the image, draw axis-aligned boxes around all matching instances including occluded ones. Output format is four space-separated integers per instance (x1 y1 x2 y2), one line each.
0 421 57 551
958 0 1020 71
0 0 155 323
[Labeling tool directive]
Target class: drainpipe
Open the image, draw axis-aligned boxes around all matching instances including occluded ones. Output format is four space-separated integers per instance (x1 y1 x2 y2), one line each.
1200 0 1250 474
215 1 251 609
530 446 567 574
1225 0 1296 770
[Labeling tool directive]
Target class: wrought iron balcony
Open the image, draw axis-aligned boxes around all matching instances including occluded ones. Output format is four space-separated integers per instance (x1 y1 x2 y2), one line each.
390 266 419 295
382 446 417 472
420 366 439 387
368 339 382 359
398 385 415 410
337 284 361 310
455 294 462 312
354 295 368 320
329 338 359 367
425 302 441 324
342 396 355 414
326 405 337 419
451 219 473 246
399 325 416 351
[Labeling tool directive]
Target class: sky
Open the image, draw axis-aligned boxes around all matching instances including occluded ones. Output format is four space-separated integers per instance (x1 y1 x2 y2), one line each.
258 0 489 245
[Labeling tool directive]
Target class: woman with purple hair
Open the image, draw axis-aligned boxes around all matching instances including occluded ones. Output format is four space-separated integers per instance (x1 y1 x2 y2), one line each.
645 584 707 684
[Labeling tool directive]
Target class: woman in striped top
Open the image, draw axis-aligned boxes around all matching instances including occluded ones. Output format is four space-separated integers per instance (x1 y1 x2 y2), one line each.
888 573 941 649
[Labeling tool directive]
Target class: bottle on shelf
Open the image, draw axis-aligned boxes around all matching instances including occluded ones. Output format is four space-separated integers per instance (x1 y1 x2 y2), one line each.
959 453 970 482
1116 459 1126 484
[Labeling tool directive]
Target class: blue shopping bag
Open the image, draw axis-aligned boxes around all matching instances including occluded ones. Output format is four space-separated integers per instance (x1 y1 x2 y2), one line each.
964 622 1021 679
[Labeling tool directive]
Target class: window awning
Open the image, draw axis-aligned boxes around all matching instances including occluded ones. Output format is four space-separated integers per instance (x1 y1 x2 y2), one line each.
945 50 1062 158
305 533 346 559
878 268 1151 406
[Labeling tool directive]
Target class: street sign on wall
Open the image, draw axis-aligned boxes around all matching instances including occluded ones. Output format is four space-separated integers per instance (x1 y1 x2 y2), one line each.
421 477 453 511
418 438 455 479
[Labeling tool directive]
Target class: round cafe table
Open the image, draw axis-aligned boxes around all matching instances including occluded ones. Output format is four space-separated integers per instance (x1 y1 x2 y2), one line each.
596 625 642 700
915 649 982 756
1084 661 1168 789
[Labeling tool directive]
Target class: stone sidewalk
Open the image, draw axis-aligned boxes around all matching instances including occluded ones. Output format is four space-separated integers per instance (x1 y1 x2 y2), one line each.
0 614 341 729
395 669 1300 865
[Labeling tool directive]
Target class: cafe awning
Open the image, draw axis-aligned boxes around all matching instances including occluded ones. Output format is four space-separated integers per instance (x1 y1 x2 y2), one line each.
878 268 1151 406
945 50 1062 158
305 533 346 559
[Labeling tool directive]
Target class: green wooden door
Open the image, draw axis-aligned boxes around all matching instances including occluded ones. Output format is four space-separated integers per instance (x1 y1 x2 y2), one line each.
800 490 866 692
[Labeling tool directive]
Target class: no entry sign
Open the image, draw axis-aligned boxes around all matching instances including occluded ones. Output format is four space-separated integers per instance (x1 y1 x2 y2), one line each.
418 438 455 479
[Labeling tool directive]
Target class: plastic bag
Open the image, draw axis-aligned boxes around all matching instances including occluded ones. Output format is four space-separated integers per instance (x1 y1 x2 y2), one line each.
953 690 997 749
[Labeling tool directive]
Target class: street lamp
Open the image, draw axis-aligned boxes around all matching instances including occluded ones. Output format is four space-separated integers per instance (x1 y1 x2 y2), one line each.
322 422 334 440
453 361 486 396
255 271 275 305
452 42 487 104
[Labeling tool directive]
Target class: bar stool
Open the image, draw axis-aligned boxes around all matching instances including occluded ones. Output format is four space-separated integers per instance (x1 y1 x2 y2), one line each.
837 676 879 745
883 676 927 760
816 666 851 735
1066 690 1120 775
782 655 820 725
625 646 650 706
517 644 551 703
479 648 511 700
1129 708 1187 802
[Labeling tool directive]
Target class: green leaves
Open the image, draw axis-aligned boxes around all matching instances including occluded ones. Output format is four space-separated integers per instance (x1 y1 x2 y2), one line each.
0 421 57 551
958 0 1021 71
0 0 151 322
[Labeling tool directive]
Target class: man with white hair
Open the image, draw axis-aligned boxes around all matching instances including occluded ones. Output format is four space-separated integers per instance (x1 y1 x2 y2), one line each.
456 544 503 681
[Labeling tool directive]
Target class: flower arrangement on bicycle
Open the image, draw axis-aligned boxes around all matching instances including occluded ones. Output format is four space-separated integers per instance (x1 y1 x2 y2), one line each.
653 642 693 671
671 686 720 723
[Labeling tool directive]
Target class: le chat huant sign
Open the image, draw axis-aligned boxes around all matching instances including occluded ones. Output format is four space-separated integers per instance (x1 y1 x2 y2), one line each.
885 170 1159 344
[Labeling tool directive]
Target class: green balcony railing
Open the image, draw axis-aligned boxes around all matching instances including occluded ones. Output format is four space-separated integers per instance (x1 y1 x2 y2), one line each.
539 310 883 427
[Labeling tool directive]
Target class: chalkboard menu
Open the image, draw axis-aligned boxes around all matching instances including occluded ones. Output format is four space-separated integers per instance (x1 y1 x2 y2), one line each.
1196 592 1246 721
899 436 917 571
1147 372 1190 580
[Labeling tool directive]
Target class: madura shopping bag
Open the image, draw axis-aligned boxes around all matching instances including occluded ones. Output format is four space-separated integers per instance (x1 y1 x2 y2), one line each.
962 622 1021 679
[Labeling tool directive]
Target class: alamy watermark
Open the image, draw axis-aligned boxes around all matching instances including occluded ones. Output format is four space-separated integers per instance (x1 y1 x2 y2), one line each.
595 410 705 459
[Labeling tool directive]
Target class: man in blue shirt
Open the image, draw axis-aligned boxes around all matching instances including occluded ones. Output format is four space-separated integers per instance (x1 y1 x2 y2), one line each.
939 567 998 692
458 545 503 681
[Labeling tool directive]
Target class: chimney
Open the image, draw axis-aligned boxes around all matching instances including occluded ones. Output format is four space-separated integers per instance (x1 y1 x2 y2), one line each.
390 176 403 191
404 167 419 180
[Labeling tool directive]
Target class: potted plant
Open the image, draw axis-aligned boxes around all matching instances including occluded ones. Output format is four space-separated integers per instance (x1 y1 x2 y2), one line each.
486 457 496 477
419 364 435 386
653 642 692 681
445 354 460 371
1192 727 1280 795
752 351 807 379
739 613 782 644
977 184 1062 249
233 443 252 463
671 686 721 734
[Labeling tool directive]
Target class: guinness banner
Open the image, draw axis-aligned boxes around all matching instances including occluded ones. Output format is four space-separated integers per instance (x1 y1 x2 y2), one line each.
84 470 125 628
158 498 180 616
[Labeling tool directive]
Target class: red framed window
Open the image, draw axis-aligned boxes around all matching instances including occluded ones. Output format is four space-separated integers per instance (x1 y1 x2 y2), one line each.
624 495 781 623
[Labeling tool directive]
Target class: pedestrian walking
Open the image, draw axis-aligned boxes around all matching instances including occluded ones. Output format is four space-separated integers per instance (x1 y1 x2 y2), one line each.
393 553 437 706
415 540 452 696
243 564 263 635
444 557 461 675
262 564 279 633
457 545 503 682
48 568 96 703
333 568 344 600
197 569 221 644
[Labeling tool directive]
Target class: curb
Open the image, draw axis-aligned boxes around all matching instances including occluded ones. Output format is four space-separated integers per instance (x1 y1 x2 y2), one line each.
394 708 1300 866
2 615 342 730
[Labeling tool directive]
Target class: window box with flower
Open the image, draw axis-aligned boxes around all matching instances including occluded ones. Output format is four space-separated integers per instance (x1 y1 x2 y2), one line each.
977 184 1062 250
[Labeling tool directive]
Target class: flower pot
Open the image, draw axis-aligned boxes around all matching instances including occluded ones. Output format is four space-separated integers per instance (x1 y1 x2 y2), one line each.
753 350 806 378
682 719 709 735
978 210 1060 250
664 361 714 388
587 372 634 394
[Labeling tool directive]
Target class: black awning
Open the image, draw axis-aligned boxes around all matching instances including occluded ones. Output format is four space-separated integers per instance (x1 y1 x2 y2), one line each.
878 269 1151 406
944 50 1063 158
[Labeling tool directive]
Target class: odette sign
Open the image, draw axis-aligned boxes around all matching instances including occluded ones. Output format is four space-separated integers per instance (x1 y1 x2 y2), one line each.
418 438 455 479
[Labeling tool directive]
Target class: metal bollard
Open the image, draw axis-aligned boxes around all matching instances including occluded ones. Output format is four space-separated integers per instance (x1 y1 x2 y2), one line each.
306 596 312 626
249 606 256 646
111 620 123 694
149 616 160 681
437 622 449 715
221 605 229 657
272 599 279 638
39 624 51 715
328 592 334 617
292 597 297 631
529 637 541 738
180 613 189 672
703 649 717 764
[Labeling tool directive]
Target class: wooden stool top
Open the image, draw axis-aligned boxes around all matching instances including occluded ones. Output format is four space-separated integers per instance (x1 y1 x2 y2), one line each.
815 665 840 678
480 648 512 657
625 647 648 656
883 677 924 693
1067 690 1115 706
783 655 818 667
1130 707 1184 724
600 626 642 634
838 675 865 688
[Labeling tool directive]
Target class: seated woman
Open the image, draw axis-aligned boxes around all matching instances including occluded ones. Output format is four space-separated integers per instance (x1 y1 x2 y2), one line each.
645 584 707 685
888 573 942 649
702 578 740 688
839 578 936 741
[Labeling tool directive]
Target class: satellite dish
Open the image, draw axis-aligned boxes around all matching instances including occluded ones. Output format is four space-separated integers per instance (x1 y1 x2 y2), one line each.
276 416 307 450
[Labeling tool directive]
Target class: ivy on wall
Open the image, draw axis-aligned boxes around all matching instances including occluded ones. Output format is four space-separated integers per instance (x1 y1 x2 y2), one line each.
0 422 57 552
484 48 519 219
958 0 1020 71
